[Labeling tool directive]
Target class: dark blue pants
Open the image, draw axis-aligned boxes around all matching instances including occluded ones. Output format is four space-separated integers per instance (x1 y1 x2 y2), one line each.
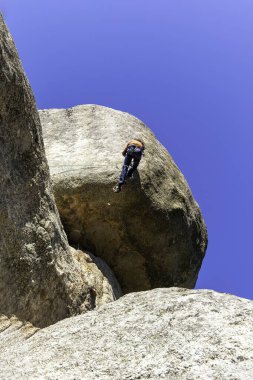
119 152 141 185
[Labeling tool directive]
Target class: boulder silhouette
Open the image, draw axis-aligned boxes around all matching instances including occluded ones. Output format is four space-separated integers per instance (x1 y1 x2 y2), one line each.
0 15 119 328
40 104 208 293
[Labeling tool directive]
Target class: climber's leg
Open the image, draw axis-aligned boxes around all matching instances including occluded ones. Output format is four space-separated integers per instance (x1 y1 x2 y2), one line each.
119 154 132 185
127 155 141 179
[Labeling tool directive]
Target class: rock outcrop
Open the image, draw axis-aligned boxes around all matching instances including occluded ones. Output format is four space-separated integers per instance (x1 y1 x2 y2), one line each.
40 105 208 293
0 15 119 328
1 288 252 379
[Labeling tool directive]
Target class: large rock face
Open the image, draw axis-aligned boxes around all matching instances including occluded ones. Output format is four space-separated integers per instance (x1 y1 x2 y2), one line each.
1 288 252 379
40 105 208 293
0 15 119 328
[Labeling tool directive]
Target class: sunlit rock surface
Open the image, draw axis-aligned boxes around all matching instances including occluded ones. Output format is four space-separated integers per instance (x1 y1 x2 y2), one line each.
1 288 252 379
41 104 208 293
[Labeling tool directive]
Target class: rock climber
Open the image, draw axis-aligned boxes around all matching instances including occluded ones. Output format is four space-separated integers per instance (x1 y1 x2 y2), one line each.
113 138 145 193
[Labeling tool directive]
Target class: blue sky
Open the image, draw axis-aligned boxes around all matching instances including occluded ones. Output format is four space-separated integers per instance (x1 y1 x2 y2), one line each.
1 1 253 300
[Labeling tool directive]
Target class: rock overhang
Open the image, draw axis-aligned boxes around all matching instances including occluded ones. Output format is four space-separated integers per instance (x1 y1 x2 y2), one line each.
40 104 208 293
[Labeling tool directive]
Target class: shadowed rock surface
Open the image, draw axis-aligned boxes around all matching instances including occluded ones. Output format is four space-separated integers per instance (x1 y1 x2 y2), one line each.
0 15 119 328
1 288 252 380
40 105 208 293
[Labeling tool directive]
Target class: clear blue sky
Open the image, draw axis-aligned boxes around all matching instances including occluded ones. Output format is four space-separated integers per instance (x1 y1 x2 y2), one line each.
1 1 252 300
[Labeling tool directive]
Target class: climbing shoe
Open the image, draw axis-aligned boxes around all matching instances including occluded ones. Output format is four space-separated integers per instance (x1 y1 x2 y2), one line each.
113 184 121 193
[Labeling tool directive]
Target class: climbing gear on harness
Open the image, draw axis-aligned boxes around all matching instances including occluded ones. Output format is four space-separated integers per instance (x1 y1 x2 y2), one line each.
128 172 134 180
127 145 143 155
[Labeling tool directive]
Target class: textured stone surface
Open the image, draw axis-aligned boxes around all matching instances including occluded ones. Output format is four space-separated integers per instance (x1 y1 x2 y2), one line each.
40 105 208 293
0 314 40 347
1 288 253 380
0 15 119 328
